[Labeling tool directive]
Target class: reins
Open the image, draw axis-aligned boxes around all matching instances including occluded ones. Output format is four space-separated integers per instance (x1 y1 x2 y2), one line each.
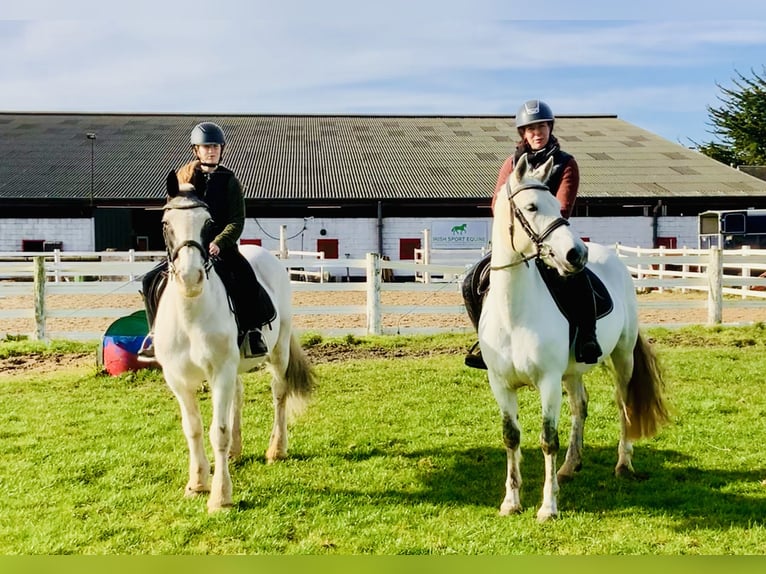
489 180 569 271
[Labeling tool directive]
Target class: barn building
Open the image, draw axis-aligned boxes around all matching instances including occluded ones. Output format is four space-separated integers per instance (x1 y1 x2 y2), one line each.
2 112 765 275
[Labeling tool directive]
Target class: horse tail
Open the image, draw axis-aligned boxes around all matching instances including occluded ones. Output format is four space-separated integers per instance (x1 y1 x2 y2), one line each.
284 332 316 420
624 331 670 441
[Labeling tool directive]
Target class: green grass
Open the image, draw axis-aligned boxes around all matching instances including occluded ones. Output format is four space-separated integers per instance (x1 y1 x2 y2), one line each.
0 327 765 554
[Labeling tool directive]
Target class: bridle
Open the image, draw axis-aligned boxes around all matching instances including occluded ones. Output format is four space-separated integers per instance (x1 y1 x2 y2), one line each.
490 179 569 270
162 200 214 278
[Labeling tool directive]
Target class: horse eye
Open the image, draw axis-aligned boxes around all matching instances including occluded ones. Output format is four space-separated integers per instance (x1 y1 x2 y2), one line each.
526 203 538 213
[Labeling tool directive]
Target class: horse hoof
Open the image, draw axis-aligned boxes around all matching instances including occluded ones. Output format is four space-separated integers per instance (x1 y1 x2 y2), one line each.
184 485 210 498
207 502 233 514
536 510 558 522
557 471 576 484
614 464 634 478
265 449 287 464
499 503 522 516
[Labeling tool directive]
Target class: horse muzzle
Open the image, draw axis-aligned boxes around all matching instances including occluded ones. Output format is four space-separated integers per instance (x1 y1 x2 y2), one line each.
545 242 588 276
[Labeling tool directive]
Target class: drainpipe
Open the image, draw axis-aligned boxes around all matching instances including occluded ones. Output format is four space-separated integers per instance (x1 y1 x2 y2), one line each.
651 200 663 248
377 201 383 255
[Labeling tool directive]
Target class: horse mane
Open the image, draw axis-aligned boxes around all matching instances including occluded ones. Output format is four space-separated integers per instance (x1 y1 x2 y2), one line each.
164 163 206 210
164 192 207 211
176 160 201 184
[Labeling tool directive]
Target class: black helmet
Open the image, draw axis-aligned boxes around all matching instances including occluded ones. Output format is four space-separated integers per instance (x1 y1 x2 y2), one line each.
190 121 226 146
515 100 555 130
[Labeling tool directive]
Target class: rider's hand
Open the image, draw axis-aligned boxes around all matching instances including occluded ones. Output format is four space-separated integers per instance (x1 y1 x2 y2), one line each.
209 242 220 257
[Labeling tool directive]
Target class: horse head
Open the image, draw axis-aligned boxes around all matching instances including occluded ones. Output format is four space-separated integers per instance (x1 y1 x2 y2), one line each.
161 170 214 297
494 154 588 276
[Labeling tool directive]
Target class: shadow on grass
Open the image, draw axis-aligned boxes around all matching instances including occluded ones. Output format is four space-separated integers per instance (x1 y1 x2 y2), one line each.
292 442 765 529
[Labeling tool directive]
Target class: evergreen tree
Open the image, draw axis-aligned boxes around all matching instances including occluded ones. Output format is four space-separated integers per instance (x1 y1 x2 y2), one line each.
695 67 766 166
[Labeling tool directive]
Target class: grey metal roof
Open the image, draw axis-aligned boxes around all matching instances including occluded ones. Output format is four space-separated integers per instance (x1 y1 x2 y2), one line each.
1 112 764 203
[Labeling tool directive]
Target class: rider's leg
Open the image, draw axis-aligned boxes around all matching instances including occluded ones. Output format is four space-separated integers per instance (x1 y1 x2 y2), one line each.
137 261 168 360
462 253 491 370
569 272 601 364
216 251 268 357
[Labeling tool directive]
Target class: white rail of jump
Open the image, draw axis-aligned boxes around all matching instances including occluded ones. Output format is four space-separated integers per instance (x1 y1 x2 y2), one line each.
3 246 766 340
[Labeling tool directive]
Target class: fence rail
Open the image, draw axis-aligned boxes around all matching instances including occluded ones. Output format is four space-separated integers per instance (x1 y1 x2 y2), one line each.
3 246 766 340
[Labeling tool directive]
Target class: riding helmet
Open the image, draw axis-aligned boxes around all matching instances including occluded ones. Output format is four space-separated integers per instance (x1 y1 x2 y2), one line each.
190 121 226 146
515 100 555 131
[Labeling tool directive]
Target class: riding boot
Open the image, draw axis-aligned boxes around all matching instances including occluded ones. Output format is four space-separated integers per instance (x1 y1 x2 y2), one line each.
571 272 602 364
244 329 268 358
461 253 491 370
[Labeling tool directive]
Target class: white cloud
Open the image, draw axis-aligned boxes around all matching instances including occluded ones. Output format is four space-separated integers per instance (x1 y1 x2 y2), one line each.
0 17 764 144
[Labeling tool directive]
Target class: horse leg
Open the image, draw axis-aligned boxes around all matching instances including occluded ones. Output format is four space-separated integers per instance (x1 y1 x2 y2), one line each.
266 373 288 463
558 374 588 482
207 372 237 512
229 376 244 460
537 378 562 521
488 374 523 515
611 345 635 477
168 383 210 497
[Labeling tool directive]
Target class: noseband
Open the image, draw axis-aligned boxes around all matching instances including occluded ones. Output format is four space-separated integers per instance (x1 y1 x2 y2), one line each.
491 180 569 270
162 200 214 277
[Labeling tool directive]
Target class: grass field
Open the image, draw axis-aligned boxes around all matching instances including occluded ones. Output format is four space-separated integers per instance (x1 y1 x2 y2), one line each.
0 327 765 554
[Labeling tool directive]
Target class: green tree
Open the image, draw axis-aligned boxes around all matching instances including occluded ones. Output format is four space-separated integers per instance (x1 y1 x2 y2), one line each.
695 67 766 166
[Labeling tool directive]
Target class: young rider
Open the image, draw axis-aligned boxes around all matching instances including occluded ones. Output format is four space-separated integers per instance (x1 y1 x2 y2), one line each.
139 121 270 359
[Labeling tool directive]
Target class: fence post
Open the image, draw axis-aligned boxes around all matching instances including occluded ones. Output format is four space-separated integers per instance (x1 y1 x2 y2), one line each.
707 248 722 325
422 228 431 284
366 252 382 335
53 249 61 283
128 249 136 282
279 225 288 259
33 256 47 341
741 245 751 299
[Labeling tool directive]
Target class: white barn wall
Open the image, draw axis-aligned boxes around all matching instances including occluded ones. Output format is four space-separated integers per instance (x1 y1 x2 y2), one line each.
657 216 699 248
246 216 494 259
0 214 700 256
0 218 92 251
569 216 698 249
246 215 700 264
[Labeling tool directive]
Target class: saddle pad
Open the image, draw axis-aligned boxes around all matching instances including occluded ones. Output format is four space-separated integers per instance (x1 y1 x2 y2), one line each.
536 260 614 323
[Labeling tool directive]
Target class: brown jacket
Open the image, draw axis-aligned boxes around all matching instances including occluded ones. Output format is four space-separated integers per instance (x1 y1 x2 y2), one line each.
490 153 580 219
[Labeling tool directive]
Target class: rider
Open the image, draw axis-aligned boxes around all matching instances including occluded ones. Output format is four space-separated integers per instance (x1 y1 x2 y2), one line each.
462 99 602 369
138 121 270 359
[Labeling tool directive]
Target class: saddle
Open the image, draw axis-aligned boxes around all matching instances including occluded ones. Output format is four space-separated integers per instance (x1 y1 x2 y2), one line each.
464 253 613 348
534 259 613 348
212 254 277 349
143 255 277 348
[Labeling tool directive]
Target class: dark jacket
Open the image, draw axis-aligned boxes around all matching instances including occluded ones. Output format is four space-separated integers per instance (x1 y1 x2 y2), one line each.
189 165 246 253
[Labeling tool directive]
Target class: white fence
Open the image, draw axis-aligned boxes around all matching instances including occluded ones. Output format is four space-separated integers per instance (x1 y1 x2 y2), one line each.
3 246 766 341
614 244 766 324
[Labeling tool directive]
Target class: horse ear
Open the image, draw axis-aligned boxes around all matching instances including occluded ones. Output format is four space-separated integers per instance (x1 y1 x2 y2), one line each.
166 170 180 197
539 156 554 184
513 153 529 184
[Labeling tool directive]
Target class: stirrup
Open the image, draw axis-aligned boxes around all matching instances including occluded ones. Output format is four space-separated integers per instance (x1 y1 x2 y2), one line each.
575 337 601 364
136 333 155 362
242 329 268 358
464 341 487 370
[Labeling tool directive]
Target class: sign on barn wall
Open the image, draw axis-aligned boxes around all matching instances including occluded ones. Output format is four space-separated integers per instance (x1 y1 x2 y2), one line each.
431 221 488 249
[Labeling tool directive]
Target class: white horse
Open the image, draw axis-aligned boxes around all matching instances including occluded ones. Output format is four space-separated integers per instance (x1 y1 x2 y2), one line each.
153 172 315 513
479 154 669 521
